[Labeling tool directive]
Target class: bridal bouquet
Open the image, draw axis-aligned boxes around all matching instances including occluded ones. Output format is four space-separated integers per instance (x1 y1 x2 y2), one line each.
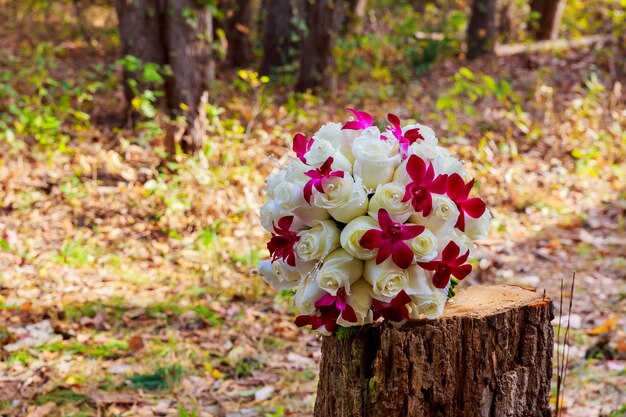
258 109 491 334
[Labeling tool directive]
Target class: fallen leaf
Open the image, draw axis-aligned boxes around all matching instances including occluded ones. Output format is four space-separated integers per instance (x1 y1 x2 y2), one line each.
129 334 145 352
87 392 142 406
586 316 619 335
254 385 274 401
25 402 55 417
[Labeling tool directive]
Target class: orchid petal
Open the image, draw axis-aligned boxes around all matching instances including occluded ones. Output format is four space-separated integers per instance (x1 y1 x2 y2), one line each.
303 181 314 204
341 305 358 323
432 270 451 289
402 224 425 240
376 208 393 228
392 242 415 269
461 198 486 218
375 243 392 265
406 155 426 182
429 174 448 194
450 264 472 280
360 229 383 249
421 192 433 217
446 174 466 201
442 241 461 263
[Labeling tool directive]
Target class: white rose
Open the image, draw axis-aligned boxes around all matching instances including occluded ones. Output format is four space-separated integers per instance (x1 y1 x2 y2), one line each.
392 157 411 185
283 159 309 182
336 279 374 327
315 249 363 296
405 267 448 319
408 228 438 262
340 126 381 162
408 290 447 319
313 174 368 223
410 195 459 239
258 259 301 291
464 210 492 241
295 276 325 315
364 258 412 300
405 135 439 163
265 160 309 198
438 231 476 259
273 181 305 210
296 220 341 262
352 135 401 190
260 201 295 232
403 123 438 144
432 154 466 177
292 205 331 227
340 216 378 260
313 122 343 149
368 181 413 223
265 170 286 199
303 138 353 173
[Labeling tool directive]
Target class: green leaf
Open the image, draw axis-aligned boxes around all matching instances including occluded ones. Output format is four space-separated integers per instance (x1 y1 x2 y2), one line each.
459 67 474 79
130 365 185 391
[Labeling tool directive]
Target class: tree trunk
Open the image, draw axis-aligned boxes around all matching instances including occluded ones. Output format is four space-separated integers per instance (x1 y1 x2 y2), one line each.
467 0 497 59
315 285 554 417
116 0 214 154
497 0 513 43
296 0 345 92
529 0 566 41
163 0 214 154
342 0 368 35
114 0 167 112
259 0 305 75
226 0 256 67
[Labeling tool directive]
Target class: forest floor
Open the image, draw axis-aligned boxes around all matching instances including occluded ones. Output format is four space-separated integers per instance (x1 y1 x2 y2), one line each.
0 17 625 417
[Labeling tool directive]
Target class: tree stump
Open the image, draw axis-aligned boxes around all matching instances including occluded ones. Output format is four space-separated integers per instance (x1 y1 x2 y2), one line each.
315 285 554 417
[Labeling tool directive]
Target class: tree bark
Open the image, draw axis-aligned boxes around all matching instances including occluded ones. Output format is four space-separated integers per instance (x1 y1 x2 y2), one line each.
163 0 214 154
295 0 345 92
315 285 554 417
114 0 167 110
467 0 497 60
529 0 566 41
259 0 305 75
497 0 513 43
342 0 368 35
226 0 256 67
115 0 214 154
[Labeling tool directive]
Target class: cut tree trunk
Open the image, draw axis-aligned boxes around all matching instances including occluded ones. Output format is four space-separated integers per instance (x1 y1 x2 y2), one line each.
315 285 554 417
467 0 497 59
296 0 346 92
529 0 566 41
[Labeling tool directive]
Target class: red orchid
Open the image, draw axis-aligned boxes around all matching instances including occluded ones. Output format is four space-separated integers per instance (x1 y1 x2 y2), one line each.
294 288 357 331
360 209 425 269
267 216 300 267
293 133 314 163
418 241 471 289
386 113 424 157
372 290 411 322
402 155 448 217
342 108 373 130
445 173 487 232
303 157 344 204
